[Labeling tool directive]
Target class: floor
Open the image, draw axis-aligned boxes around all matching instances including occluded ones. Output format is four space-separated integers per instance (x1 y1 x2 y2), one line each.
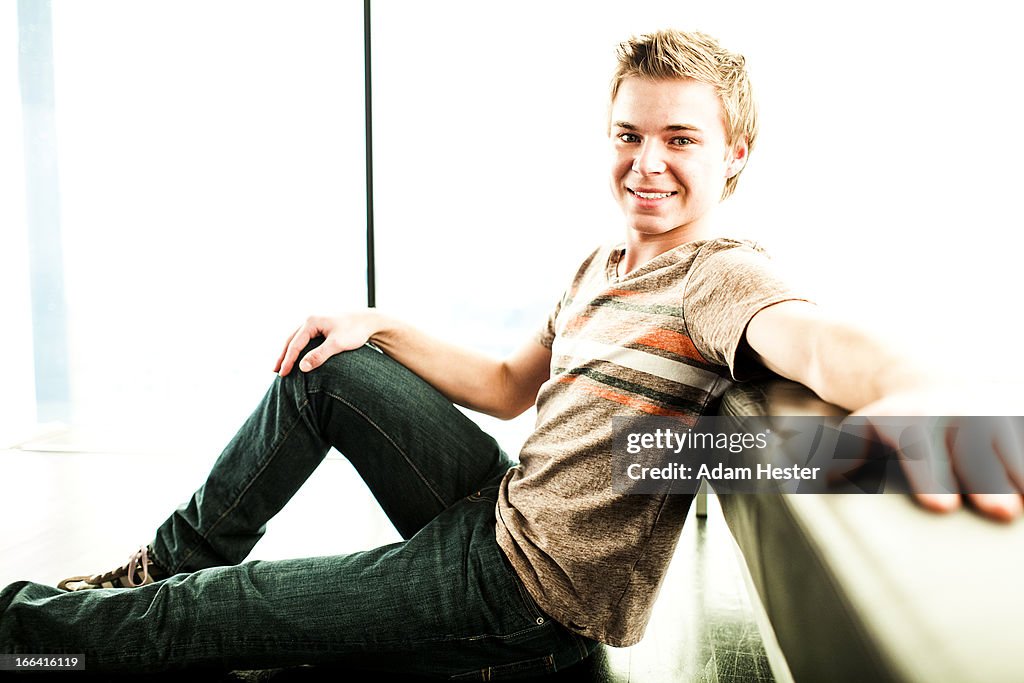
0 441 785 682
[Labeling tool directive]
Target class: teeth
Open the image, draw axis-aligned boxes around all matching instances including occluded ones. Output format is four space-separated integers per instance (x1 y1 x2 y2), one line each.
632 190 674 199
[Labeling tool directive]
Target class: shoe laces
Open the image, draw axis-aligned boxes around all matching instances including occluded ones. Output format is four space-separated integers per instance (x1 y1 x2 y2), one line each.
124 546 154 587
92 546 155 587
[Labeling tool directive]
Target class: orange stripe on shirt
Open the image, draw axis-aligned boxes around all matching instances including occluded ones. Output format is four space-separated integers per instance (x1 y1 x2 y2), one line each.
561 314 590 337
633 328 703 362
555 375 698 423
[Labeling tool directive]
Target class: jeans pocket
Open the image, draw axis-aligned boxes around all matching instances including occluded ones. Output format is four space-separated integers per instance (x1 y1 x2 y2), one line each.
487 541 550 630
450 653 556 680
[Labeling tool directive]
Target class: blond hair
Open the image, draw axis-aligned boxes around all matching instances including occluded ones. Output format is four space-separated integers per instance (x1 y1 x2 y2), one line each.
611 30 758 199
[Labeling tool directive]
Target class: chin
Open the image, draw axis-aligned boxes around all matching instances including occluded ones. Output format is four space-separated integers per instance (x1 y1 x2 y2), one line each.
627 219 682 236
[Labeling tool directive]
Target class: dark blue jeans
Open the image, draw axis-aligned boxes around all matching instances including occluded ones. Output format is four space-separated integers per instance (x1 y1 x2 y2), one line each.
0 343 597 678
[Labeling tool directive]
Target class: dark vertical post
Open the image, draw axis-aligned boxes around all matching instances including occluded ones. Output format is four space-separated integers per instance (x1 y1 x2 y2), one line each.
18 0 71 422
363 0 376 308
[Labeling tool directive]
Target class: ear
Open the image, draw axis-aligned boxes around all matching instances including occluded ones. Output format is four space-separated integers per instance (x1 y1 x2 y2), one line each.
726 138 749 179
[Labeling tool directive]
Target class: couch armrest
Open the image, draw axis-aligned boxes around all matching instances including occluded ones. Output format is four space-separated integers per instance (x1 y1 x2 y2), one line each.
718 379 1024 683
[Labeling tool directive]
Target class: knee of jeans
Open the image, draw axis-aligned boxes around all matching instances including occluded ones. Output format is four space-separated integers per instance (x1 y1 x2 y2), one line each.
278 343 397 422
0 580 30 614
297 340 392 391
0 581 44 646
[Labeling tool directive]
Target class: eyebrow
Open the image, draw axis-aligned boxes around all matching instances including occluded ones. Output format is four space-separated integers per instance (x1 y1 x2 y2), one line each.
612 121 703 133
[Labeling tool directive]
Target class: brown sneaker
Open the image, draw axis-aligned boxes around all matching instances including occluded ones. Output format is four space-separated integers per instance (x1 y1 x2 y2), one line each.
57 546 168 591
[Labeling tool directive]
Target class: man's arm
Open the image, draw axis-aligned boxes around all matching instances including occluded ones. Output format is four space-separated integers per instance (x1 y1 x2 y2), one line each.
745 300 1023 521
273 311 551 420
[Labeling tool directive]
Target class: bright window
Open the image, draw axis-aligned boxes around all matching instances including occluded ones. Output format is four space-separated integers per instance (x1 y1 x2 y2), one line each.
7 0 367 451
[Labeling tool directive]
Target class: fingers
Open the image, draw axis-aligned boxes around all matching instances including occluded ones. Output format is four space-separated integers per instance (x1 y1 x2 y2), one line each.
913 491 962 514
964 494 1022 522
297 336 341 373
849 395 1024 522
276 315 363 376
277 319 321 377
857 415 1024 520
886 419 962 512
993 417 1024 492
858 416 962 514
949 417 1024 521
273 327 301 374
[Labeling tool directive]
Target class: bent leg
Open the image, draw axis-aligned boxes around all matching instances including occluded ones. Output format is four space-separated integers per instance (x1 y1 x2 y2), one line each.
2 486 594 677
155 342 514 573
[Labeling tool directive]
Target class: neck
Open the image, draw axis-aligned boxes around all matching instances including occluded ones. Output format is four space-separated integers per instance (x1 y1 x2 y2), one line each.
619 216 719 276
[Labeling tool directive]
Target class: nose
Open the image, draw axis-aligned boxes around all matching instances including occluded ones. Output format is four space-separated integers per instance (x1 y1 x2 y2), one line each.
632 141 667 175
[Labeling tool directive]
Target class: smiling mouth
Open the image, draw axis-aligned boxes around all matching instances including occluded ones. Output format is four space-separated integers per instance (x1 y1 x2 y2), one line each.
628 188 677 200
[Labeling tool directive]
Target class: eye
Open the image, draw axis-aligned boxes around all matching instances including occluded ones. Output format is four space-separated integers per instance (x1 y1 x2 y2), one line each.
670 136 694 146
617 132 640 144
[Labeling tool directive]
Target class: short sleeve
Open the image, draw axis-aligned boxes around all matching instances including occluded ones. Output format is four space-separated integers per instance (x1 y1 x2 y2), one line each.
536 297 562 349
537 246 605 350
683 240 811 380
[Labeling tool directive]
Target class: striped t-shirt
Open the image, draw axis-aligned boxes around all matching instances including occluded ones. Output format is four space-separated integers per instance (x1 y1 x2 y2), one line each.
495 238 805 647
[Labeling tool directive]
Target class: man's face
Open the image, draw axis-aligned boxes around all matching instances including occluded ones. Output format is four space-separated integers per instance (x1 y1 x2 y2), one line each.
609 77 746 241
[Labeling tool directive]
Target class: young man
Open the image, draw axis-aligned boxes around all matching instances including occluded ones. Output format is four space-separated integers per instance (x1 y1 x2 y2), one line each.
1 29 1020 677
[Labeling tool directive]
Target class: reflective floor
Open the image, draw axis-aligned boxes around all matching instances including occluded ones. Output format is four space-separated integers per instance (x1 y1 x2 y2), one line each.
0 446 781 682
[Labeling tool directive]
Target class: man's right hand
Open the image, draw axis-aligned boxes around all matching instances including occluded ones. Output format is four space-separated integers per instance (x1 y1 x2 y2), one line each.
273 311 381 377
270 312 551 421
